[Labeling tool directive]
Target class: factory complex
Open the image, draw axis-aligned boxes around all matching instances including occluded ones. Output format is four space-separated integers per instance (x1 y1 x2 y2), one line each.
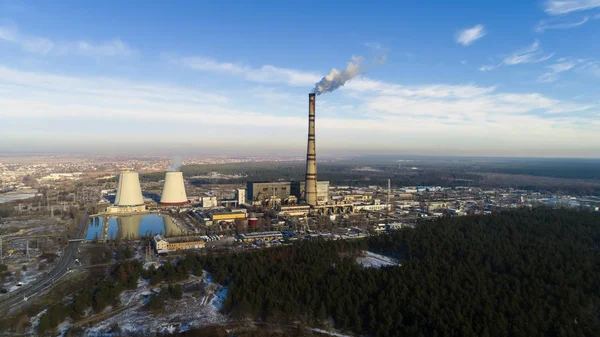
88 93 395 254
101 93 391 220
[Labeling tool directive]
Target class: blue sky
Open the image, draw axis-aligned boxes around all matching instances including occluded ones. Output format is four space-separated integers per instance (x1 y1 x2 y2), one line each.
0 0 599 157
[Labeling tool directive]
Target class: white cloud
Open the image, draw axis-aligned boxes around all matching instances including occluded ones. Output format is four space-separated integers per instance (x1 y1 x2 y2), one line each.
0 65 598 156
167 55 320 86
537 72 559 83
544 0 600 15
479 65 496 71
538 59 585 83
364 42 388 65
364 42 383 50
363 87 590 118
535 16 590 32
21 37 55 55
576 60 600 76
503 40 554 65
0 66 229 104
76 39 136 57
548 61 577 72
455 24 486 46
0 25 17 41
344 78 497 98
0 23 136 57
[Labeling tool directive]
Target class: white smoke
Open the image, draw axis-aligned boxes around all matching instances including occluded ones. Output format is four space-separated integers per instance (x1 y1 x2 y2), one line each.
312 56 364 95
167 155 183 172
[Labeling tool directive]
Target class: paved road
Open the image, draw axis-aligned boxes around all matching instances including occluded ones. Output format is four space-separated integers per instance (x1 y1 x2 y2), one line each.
0 208 89 312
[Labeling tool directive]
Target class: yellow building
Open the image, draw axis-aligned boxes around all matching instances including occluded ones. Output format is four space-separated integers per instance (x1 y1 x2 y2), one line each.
167 240 205 251
211 212 247 222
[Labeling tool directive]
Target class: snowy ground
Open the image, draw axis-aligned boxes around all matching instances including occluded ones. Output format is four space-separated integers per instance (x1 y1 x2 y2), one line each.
85 272 227 336
3 258 53 293
312 328 353 337
356 251 399 269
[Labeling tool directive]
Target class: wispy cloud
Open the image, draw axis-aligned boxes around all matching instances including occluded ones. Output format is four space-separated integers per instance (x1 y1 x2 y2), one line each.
76 39 136 57
548 60 578 72
538 58 591 82
0 23 136 57
544 0 600 15
345 78 497 98
535 16 591 32
165 54 320 86
576 60 600 77
503 40 554 65
479 65 496 71
364 42 388 65
537 72 559 83
455 24 486 46
0 24 17 41
350 78 591 117
1 65 598 156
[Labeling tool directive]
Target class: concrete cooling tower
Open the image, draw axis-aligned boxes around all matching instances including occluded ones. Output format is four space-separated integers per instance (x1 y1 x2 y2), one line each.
115 173 123 204
160 171 188 206
115 172 145 206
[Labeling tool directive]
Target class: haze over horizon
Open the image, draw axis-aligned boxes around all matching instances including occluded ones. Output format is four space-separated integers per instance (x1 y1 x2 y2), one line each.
1 0 600 158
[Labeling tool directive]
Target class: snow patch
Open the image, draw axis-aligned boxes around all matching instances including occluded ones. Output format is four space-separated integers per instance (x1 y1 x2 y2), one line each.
85 270 227 336
312 327 353 337
356 251 399 269
57 320 72 337
212 284 228 311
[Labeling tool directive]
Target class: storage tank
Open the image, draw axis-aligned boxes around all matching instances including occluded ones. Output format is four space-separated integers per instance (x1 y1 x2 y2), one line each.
160 171 188 206
248 217 259 228
114 172 145 206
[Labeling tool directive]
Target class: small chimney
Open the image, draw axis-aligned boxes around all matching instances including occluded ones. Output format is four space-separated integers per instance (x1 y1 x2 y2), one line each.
305 93 317 206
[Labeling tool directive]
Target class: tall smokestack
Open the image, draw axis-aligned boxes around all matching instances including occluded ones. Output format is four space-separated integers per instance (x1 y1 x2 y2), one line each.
305 93 317 207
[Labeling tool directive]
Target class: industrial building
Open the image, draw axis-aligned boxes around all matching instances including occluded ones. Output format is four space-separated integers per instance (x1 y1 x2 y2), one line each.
107 171 146 214
160 171 188 206
278 205 311 217
235 188 246 205
211 211 247 223
153 235 205 253
247 181 329 206
236 231 283 242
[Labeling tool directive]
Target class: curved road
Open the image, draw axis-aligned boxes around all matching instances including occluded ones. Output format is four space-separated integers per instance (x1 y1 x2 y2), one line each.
0 208 89 312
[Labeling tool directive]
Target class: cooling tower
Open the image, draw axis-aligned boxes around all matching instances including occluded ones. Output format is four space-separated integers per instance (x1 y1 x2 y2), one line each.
305 93 318 206
115 173 123 204
160 171 188 206
114 172 145 206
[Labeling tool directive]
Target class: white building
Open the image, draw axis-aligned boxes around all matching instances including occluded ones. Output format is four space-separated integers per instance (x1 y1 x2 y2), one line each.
201 196 218 208
153 235 169 251
353 203 390 212
236 188 246 205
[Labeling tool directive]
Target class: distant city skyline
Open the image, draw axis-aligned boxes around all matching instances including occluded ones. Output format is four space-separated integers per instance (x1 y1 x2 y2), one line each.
1 0 599 158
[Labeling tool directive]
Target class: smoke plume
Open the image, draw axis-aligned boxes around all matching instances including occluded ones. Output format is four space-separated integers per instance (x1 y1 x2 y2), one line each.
167 155 183 172
312 56 363 95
